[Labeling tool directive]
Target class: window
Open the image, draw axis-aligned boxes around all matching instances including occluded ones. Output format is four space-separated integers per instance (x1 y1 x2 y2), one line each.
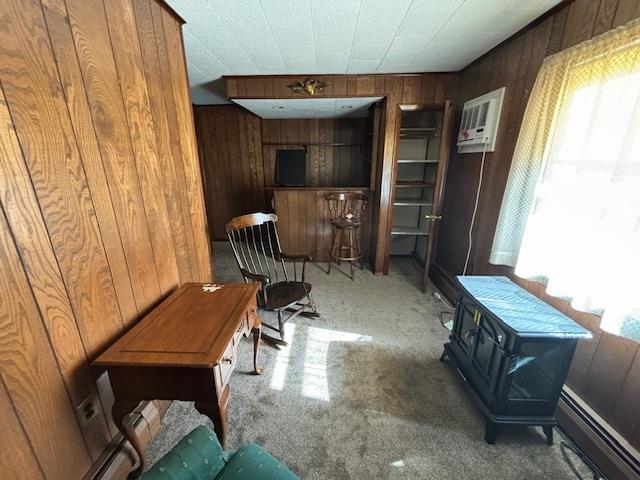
491 19 640 341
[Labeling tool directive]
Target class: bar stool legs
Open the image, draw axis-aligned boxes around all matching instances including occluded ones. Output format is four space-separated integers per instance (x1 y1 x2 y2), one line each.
328 225 363 280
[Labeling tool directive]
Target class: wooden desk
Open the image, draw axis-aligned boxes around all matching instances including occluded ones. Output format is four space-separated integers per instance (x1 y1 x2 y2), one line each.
94 283 262 474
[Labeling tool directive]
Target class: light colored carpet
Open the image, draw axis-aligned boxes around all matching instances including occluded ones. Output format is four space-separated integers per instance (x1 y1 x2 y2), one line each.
145 242 581 479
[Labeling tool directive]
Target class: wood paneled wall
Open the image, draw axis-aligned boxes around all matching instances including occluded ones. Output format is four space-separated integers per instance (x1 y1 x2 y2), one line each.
0 0 211 478
430 0 640 464
262 118 371 188
224 74 458 273
272 188 372 263
194 104 376 241
195 106 264 240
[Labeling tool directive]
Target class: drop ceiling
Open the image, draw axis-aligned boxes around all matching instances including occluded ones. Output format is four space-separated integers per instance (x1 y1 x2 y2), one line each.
166 0 562 105
234 97 384 119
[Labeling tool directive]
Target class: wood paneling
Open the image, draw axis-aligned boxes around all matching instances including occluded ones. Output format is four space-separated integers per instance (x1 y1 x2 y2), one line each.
194 106 265 240
261 118 370 188
0 0 211 478
222 73 458 273
430 0 640 464
272 188 371 262
162 9 212 282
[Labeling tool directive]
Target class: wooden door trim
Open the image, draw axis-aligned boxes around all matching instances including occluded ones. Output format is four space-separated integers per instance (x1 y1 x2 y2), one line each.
422 101 455 290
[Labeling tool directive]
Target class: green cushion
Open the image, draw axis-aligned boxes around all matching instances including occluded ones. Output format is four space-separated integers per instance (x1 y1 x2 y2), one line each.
214 443 298 480
143 426 227 480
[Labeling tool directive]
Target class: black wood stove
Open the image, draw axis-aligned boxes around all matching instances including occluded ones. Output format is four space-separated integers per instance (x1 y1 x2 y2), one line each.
441 276 591 444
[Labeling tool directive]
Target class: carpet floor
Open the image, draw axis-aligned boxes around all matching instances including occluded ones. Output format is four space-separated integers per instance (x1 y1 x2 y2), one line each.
145 242 582 479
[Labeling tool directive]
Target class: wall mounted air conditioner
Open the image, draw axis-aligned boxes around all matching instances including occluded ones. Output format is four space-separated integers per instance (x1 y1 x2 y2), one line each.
457 87 505 153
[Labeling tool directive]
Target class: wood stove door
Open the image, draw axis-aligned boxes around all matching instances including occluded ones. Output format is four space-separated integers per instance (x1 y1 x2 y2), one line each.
450 301 479 365
467 312 505 405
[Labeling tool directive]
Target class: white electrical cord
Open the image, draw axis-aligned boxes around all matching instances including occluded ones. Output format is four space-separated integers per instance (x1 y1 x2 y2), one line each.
462 141 488 275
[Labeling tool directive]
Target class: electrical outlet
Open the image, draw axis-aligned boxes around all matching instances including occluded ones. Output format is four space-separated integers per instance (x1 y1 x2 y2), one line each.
76 393 99 425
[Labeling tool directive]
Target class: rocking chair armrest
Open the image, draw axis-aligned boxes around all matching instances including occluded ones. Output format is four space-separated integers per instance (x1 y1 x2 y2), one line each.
240 269 270 285
280 252 311 282
280 253 312 262
240 269 270 304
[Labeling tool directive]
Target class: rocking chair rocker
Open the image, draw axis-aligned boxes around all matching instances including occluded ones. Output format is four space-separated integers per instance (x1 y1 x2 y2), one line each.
225 213 319 345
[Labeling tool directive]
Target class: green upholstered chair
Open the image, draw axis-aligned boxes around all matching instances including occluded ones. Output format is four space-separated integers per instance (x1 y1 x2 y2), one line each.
142 426 299 480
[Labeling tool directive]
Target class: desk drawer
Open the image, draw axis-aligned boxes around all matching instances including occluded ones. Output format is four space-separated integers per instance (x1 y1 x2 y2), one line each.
234 305 258 344
217 339 236 390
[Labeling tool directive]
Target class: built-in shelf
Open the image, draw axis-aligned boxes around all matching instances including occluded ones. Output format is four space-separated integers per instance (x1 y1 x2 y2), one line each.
394 199 433 207
399 127 440 139
265 186 372 191
391 227 430 236
262 142 363 147
397 159 439 164
395 181 436 188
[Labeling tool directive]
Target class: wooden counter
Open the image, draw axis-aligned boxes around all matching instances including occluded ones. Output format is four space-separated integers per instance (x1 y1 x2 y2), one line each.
271 187 371 263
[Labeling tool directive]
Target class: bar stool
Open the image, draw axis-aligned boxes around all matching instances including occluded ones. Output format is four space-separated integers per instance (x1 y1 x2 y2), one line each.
326 192 368 280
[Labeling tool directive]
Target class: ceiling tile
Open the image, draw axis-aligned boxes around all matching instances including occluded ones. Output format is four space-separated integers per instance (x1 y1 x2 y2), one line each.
397 0 464 36
208 0 272 37
311 0 361 37
347 59 381 73
350 44 388 61
167 0 562 104
386 35 433 59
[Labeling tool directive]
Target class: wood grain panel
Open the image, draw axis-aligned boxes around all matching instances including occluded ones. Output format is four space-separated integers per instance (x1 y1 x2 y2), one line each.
0 0 125 355
65 0 162 313
161 9 212 282
148 0 201 280
581 332 639 419
0 380 44 479
0 0 211 476
561 0 603 49
0 205 91 479
272 189 371 262
613 0 640 26
105 0 180 295
261 117 370 188
41 0 139 326
593 0 620 35
132 0 195 284
0 88 110 459
195 106 265 240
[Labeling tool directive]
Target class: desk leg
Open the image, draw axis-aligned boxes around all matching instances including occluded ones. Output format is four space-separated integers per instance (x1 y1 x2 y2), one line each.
252 316 263 375
112 400 146 478
195 385 229 448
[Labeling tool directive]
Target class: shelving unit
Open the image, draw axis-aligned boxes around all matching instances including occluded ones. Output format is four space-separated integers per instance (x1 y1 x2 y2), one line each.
389 107 447 290
391 226 431 236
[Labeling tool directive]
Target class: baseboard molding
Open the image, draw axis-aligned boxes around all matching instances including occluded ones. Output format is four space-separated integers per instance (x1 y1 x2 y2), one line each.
85 401 170 480
428 261 459 302
558 388 640 480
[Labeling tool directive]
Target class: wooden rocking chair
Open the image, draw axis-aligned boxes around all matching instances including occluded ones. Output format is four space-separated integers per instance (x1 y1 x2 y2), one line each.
225 213 319 345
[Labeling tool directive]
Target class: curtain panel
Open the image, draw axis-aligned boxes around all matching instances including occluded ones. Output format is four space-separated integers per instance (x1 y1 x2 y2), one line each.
490 19 640 341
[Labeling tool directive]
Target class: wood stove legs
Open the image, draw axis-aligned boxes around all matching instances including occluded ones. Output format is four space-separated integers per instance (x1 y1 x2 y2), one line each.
483 419 554 445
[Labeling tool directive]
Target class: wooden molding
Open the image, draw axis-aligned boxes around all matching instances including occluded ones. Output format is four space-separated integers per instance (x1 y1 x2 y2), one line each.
558 389 640 480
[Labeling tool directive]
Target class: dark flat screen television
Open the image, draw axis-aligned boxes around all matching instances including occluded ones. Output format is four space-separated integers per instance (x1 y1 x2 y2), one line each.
275 149 306 186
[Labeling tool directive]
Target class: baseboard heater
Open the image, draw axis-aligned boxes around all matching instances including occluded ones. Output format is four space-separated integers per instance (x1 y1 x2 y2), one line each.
559 388 640 479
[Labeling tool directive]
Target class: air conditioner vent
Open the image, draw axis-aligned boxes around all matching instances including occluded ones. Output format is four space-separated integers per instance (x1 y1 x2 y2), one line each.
457 87 505 153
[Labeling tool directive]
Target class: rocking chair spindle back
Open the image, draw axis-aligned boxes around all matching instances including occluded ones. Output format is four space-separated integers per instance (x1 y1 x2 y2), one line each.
225 213 319 344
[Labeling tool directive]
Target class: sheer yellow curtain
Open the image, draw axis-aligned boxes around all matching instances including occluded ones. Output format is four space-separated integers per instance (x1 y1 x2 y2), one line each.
490 19 640 341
